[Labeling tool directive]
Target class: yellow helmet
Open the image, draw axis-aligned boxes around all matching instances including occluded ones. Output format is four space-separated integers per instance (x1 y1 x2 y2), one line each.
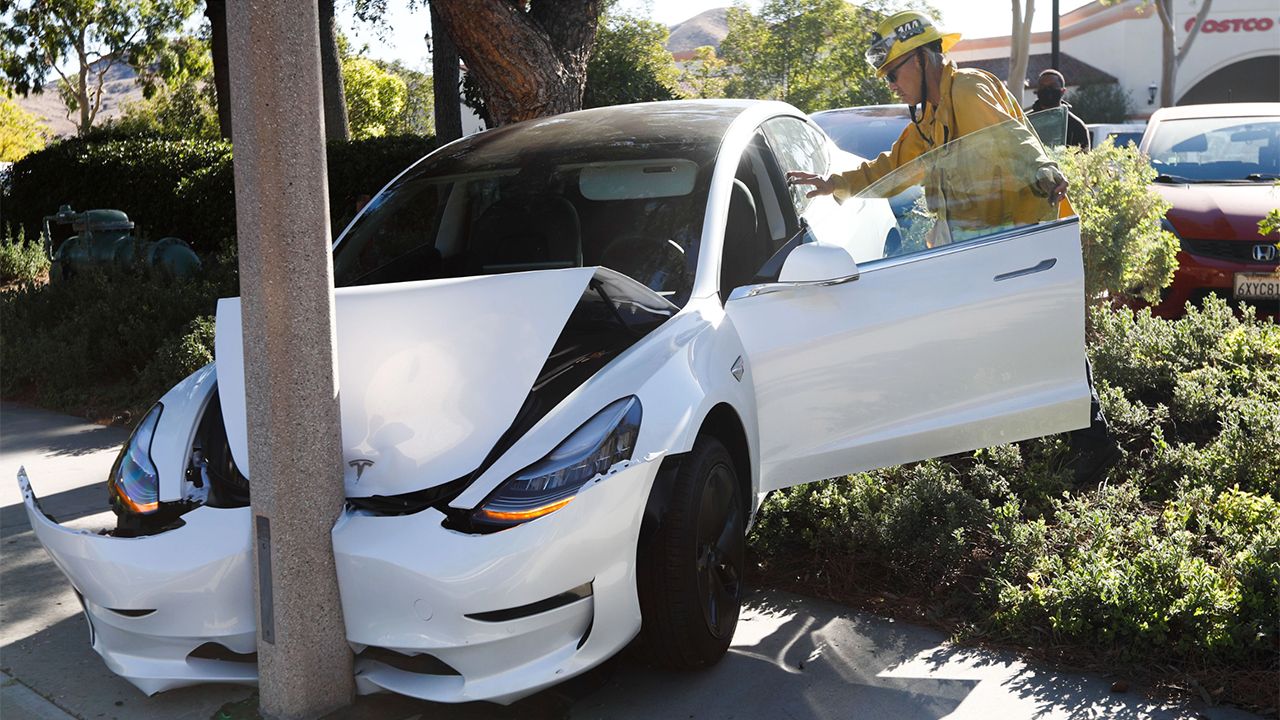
865 11 961 76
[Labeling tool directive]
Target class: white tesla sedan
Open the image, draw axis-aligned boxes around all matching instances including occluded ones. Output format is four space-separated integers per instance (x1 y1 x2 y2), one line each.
20 100 1089 704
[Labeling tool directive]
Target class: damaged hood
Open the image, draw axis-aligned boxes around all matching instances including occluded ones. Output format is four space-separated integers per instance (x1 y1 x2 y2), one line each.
215 267 674 497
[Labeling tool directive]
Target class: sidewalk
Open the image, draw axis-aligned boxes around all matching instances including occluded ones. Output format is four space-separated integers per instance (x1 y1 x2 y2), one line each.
1 401 1264 720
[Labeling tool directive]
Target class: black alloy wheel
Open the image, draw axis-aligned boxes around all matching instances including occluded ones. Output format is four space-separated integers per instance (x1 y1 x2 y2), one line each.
637 436 745 669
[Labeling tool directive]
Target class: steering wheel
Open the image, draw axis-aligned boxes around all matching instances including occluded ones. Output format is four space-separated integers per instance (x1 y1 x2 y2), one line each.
597 234 690 292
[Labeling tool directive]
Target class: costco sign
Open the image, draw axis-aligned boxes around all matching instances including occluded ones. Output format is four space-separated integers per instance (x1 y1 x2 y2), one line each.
1185 16 1277 32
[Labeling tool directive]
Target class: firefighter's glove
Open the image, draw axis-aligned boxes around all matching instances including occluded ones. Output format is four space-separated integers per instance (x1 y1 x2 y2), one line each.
1033 166 1069 205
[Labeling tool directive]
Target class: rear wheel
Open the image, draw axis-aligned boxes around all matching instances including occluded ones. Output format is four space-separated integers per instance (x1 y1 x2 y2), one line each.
637 436 745 669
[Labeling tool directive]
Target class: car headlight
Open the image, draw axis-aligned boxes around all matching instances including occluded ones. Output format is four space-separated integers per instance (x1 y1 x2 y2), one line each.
108 403 163 515
473 396 641 529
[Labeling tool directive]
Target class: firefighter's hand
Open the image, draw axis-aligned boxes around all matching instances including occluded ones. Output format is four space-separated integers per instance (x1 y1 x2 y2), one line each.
1035 166 1069 205
786 171 835 198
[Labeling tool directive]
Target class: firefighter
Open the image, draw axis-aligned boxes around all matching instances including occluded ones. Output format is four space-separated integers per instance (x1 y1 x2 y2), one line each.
787 10 1070 242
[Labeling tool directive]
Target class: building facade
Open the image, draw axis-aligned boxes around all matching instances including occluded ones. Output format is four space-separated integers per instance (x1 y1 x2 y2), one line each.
950 0 1280 118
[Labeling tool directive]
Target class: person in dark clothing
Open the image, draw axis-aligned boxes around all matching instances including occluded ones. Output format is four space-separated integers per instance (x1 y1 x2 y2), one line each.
1029 69 1091 151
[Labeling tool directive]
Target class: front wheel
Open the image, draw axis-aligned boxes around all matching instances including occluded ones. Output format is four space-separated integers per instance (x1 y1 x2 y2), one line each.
637 436 745 669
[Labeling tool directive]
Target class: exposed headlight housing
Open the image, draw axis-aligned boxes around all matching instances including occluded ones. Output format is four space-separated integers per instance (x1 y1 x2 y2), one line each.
109 403 163 515
473 397 641 530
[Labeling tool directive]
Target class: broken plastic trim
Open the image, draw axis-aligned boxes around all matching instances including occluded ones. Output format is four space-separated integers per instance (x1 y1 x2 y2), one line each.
464 581 593 622
356 647 463 676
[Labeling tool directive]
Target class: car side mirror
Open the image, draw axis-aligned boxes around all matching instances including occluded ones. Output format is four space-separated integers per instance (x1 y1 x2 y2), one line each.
726 243 860 301
779 242 860 284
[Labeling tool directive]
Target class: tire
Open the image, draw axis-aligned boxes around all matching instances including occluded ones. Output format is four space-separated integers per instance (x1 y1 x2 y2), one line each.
637 436 745 669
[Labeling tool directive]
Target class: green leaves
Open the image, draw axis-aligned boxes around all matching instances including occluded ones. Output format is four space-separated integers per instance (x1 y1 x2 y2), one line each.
342 56 409 140
718 0 896 113
583 12 681 108
1055 140 1179 304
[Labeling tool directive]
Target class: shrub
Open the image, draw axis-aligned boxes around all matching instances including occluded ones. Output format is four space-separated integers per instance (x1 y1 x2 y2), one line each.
6 138 233 255
1057 141 1179 304
1067 83 1133 124
989 482 1277 667
0 225 50 285
0 269 225 417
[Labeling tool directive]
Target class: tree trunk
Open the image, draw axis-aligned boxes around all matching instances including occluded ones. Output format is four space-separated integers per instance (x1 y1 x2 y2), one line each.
318 0 349 140
429 1 463 142
206 0 233 139
429 0 602 126
1008 0 1034 105
76 43 90 135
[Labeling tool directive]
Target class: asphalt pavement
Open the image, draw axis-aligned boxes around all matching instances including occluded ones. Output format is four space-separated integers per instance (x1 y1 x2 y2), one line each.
0 401 1265 720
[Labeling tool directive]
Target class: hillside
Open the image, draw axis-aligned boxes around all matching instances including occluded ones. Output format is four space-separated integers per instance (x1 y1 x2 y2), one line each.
667 8 730 57
12 60 144 138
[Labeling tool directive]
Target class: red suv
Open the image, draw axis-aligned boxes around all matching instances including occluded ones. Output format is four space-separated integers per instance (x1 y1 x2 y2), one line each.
1140 103 1279 317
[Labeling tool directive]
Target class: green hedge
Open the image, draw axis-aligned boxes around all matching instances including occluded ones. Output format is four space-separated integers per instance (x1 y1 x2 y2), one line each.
4 134 438 256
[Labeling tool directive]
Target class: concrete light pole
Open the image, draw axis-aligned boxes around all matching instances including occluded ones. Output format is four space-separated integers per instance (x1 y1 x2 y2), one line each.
226 2 354 718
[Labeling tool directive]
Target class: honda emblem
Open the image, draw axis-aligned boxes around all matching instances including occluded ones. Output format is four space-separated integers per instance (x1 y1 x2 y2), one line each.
1254 244 1278 262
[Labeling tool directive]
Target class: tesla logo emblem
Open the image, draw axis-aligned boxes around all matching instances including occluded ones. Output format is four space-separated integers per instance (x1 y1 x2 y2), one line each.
1253 244 1278 262
348 459 374 482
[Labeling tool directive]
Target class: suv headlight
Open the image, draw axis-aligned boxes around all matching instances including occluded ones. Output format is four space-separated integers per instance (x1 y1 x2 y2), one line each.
109 403 163 515
473 397 641 529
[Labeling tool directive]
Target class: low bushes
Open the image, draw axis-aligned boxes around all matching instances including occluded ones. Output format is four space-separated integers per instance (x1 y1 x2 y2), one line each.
0 267 228 420
0 225 50 286
751 296 1279 707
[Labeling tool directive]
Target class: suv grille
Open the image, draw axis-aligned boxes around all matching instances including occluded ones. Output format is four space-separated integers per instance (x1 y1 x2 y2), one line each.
1182 239 1279 265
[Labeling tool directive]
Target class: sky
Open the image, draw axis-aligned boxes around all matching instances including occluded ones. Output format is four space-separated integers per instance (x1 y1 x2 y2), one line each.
339 0 1098 70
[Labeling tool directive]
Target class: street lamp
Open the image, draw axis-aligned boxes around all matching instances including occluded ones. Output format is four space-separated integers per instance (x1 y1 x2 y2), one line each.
1148 82 1158 105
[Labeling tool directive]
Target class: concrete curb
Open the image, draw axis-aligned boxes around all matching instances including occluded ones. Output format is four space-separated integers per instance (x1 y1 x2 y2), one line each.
2 671 79 720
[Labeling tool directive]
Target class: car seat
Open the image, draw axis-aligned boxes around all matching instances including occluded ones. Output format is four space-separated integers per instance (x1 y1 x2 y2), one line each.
718 179 760 299
469 195 583 273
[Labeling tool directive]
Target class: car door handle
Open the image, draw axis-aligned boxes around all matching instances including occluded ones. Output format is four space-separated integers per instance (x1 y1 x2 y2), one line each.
994 258 1056 282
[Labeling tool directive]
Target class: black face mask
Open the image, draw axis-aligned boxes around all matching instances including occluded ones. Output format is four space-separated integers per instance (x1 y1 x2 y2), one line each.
1036 87 1064 105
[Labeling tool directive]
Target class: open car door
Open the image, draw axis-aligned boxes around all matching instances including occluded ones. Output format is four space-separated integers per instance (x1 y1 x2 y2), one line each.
726 109 1091 492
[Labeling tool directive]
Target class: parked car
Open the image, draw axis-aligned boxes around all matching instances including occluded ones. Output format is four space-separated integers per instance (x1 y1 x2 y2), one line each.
810 103 912 159
1088 121 1146 149
19 100 1092 705
1139 103 1280 317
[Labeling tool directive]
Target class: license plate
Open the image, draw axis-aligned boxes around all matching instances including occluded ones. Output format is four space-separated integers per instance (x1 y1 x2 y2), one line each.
1233 272 1280 300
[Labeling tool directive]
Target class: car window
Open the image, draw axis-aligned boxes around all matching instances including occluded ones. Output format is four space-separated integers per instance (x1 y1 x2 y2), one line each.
1147 116 1280 182
761 116 830 217
1027 107 1068 148
843 109 1062 263
719 132 803 295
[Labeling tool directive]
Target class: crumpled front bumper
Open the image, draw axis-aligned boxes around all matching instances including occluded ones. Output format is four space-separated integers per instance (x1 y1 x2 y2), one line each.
19 455 662 704
17 468 257 696
335 456 661 704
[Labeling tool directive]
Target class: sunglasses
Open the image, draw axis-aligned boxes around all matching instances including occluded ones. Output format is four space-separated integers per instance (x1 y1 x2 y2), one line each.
884 57 909 84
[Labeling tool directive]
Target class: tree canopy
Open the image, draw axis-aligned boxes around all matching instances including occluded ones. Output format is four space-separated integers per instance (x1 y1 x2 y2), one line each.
2 0 197 134
583 12 682 109
0 97 49 160
342 56 409 139
718 0 899 113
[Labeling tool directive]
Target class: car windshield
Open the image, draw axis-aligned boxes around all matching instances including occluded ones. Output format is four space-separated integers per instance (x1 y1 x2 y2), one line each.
1147 116 1280 182
811 108 911 159
332 124 721 308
